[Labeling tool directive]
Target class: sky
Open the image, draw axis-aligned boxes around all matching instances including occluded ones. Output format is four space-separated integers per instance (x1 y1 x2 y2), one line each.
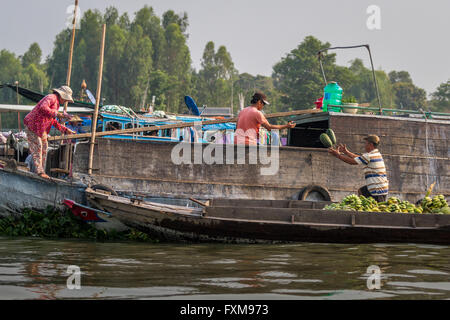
0 0 449 95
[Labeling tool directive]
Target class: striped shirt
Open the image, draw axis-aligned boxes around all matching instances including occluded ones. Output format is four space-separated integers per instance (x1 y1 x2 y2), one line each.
354 149 389 196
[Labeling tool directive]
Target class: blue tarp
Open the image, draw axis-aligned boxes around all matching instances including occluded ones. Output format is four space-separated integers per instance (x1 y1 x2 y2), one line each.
202 123 236 131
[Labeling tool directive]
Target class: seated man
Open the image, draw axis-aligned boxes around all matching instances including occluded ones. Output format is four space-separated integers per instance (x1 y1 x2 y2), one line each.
65 115 86 143
328 135 389 202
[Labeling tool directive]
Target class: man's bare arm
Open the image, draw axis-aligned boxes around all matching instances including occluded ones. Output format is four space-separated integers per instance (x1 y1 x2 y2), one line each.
329 147 358 165
337 154 358 165
339 144 359 159
261 120 295 131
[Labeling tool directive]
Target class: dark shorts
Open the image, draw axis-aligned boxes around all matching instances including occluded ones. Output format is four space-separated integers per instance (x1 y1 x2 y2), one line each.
358 186 387 202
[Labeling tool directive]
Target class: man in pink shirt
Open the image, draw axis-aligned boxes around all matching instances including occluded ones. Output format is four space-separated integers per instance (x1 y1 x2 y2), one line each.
234 92 295 145
24 86 75 179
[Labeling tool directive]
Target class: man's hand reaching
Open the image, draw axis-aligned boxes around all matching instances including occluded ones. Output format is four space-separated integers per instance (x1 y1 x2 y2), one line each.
338 143 349 154
328 147 340 157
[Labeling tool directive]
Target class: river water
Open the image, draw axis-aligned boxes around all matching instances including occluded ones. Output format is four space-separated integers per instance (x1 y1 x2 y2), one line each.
0 237 449 300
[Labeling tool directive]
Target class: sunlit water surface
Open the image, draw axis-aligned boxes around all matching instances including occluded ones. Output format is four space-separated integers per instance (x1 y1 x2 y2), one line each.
0 237 449 300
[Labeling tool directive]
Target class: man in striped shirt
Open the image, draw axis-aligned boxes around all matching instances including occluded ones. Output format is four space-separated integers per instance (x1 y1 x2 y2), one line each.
328 135 389 202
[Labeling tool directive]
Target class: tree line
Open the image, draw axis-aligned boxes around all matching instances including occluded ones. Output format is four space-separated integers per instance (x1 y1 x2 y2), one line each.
0 5 448 127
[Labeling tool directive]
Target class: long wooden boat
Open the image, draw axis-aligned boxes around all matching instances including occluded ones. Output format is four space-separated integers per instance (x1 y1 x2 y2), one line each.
72 112 450 204
62 199 129 232
85 188 450 245
0 162 86 216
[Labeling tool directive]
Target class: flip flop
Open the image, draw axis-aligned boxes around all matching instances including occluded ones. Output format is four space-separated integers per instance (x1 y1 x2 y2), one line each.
38 173 50 179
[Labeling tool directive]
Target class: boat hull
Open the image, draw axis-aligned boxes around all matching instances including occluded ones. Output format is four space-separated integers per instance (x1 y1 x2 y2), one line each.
0 167 86 216
63 199 129 232
86 190 450 245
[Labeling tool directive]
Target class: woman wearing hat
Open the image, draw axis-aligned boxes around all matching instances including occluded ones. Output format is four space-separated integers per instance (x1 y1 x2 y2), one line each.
23 86 76 179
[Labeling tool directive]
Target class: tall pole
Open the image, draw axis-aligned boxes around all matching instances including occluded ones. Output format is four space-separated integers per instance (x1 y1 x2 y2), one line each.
16 81 20 130
88 24 106 176
64 0 79 113
230 78 234 115
366 45 383 114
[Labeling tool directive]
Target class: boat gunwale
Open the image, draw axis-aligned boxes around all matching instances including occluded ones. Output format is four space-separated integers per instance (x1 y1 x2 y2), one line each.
86 189 450 229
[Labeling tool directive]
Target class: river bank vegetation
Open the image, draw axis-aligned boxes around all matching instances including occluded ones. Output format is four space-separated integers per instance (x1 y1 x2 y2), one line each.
0 5 448 129
0 207 154 242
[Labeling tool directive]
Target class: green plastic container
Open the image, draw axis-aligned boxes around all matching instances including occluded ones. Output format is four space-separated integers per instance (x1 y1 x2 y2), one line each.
322 82 343 112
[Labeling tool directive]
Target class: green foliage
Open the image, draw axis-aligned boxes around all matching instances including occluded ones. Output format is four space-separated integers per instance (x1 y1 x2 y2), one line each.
193 41 237 111
346 59 395 107
389 70 412 84
0 45 48 122
392 82 426 109
43 6 191 113
234 73 281 116
0 49 23 104
341 95 357 103
162 23 192 113
272 36 354 111
0 207 157 242
429 80 450 113
119 25 153 108
387 69 426 109
133 6 165 70
104 24 127 104
162 10 189 35
21 43 42 68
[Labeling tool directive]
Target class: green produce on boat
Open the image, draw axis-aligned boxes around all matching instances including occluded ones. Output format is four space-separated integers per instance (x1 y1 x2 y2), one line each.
324 194 448 214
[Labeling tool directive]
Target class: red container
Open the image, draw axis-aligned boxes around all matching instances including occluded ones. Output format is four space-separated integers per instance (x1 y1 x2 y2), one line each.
315 97 323 109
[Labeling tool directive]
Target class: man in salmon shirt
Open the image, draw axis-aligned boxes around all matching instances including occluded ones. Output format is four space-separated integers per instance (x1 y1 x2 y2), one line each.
24 86 76 179
234 92 295 145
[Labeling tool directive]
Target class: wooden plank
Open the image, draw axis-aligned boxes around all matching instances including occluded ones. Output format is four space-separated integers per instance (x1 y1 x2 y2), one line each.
210 198 330 209
205 206 450 228
49 109 320 141
50 168 69 174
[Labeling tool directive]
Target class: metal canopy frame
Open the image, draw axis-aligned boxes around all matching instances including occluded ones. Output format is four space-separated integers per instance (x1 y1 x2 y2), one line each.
317 44 382 114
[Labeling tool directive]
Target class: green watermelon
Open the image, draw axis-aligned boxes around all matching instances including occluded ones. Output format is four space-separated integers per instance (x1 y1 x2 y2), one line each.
326 129 337 146
320 133 333 148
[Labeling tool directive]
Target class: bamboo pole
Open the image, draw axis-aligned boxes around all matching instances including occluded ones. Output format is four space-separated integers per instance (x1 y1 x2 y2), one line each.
49 109 319 142
64 0 79 113
87 24 106 175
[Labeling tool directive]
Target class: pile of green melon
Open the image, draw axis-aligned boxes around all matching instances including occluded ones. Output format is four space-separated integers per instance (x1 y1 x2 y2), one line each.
324 194 450 214
320 129 337 147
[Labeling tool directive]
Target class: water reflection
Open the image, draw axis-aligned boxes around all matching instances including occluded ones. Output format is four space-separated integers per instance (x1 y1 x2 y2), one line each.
0 238 449 299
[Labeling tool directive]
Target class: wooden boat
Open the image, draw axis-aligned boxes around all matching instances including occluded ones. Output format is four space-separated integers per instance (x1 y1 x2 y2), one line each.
72 111 450 204
0 161 86 216
85 188 450 245
62 199 128 232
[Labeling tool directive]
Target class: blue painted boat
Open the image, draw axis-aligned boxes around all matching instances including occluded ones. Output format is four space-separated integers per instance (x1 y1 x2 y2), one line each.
91 110 237 144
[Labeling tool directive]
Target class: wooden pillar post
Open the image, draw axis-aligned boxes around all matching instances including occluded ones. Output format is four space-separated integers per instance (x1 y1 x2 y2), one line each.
64 0 79 113
88 24 106 176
